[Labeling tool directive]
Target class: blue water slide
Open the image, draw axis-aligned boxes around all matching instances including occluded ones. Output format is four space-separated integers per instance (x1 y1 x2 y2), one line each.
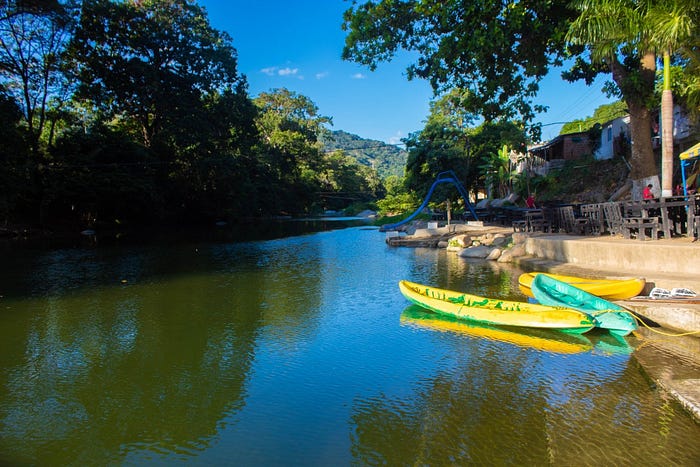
380 171 478 231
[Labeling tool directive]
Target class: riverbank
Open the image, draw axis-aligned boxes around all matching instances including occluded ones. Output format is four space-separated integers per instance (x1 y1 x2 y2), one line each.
385 221 700 422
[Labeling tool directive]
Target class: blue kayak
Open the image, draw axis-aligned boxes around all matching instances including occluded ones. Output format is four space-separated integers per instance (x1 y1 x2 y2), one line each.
531 274 638 337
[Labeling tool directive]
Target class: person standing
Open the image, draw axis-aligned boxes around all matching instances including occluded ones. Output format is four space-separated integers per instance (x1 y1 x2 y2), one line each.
525 194 536 208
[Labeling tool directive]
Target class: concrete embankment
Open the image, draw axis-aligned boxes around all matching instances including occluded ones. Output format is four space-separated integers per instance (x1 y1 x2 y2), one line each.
520 233 700 333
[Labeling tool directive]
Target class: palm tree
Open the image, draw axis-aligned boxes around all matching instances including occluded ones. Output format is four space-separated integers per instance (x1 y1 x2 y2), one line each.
647 0 696 196
567 0 698 198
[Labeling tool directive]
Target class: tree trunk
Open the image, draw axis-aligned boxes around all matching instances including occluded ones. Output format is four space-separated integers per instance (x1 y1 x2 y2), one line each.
661 51 674 198
626 100 657 180
610 52 657 181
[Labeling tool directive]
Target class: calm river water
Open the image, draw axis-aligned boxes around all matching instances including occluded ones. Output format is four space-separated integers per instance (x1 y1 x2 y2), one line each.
1 220 698 466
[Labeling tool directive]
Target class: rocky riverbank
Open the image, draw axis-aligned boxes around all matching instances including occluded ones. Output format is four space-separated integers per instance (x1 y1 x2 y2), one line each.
385 221 529 263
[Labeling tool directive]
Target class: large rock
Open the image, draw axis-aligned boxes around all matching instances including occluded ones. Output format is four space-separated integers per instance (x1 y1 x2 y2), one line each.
486 248 502 260
509 244 527 257
449 234 471 248
458 245 493 258
497 249 515 263
498 244 526 263
480 233 495 245
492 234 509 247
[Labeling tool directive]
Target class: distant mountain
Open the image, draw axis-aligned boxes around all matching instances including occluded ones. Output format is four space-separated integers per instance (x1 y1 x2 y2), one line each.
320 130 407 178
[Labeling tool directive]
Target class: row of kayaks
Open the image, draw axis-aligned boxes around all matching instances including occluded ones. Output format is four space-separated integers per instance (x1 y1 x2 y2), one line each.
399 272 646 337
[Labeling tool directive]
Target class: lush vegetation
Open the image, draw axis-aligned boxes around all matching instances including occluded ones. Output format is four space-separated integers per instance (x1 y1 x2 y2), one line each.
2 0 698 234
0 0 386 232
560 101 629 134
343 0 699 184
320 130 407 179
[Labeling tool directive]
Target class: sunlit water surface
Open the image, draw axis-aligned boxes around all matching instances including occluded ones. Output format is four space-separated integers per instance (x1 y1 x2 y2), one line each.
1 222 698 465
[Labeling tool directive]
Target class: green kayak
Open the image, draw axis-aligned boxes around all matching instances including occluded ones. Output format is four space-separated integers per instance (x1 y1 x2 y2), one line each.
531 274 637 337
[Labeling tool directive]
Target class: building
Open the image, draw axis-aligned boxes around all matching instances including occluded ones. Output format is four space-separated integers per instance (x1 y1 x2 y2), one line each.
526 131 593 175
595 115 630 160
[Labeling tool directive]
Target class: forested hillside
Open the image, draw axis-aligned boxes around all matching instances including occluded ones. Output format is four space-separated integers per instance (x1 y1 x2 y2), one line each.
320 130 407 179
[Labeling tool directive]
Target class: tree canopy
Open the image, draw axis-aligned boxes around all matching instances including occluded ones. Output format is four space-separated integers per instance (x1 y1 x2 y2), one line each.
343 0 700 185
69 0 243 148
343 0 577 139
0 0 386 229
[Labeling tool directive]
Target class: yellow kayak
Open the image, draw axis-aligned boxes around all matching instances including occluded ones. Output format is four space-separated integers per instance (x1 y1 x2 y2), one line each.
518 273 645 300
398 280 595 334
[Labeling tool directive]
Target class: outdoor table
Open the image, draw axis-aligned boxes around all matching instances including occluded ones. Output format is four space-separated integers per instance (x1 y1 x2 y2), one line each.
637 196 697 238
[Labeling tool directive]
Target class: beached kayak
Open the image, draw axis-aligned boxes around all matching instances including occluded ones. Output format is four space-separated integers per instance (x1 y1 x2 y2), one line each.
518 272 645 300
530 274 638 337
398 280 595 334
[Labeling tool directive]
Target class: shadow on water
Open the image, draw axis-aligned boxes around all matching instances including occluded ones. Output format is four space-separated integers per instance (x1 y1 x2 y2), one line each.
0 220 357 465
0 218 369 301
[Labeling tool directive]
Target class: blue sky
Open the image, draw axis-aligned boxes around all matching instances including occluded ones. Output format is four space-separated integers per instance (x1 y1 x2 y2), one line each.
199 1 616 144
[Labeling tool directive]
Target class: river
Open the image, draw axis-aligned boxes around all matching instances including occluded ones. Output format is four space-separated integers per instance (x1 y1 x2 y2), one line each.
1 220 698 465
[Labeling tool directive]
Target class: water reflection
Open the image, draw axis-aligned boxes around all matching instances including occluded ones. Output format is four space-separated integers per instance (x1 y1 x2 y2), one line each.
1 275 262 465
400 304 594 354
0 229 328 465
0 225 698 465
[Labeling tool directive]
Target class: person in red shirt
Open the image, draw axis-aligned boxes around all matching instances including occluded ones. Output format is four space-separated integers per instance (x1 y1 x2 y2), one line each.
525 194 536 208
643 184 654 200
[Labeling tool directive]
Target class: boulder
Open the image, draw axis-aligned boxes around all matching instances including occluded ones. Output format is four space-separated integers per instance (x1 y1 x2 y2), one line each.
497 249 515 263
458 245 493 258
480 233 495 245
509 244 527 257
486 248 502 260
492 235 509 247
449 234 471 248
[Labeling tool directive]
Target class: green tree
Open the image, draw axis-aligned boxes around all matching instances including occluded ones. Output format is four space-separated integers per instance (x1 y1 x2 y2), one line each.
404 90 528 204
0 0 75 152
560 101 628 134
479 144 517 199
254 88 332 214
69 0 243 148
403 89 479 200
647 0 697 196
343 0 576 140
0 87 28 222
470 121 528 196
319 151 384 210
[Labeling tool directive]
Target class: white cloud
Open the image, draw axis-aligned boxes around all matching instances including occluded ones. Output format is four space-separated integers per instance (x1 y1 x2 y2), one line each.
278 67 299 76
315 71 330 79
388 131 404 146
260 66 304 79
351 73 366 79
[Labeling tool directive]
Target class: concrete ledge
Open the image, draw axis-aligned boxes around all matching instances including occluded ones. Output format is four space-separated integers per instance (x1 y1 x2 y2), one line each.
620 300 700 332
524 234 699 275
